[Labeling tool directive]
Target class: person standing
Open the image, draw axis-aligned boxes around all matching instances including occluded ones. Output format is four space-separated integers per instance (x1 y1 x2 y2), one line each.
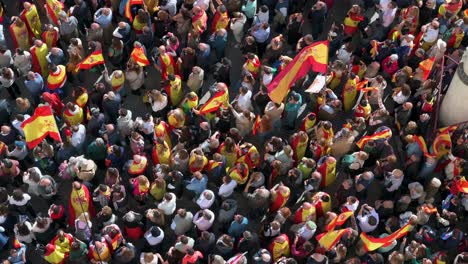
0 67 21 99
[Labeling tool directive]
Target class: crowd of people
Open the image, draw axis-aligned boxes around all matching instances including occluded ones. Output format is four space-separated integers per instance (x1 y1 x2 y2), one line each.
0 0 467 263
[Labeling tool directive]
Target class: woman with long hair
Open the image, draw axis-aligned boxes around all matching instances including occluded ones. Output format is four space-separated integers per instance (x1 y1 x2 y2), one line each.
125 58 145 95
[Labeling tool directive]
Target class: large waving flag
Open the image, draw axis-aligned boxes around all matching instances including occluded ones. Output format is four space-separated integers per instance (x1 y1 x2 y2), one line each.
268 41 329 103
21 105 62 149
360 223 413 252
413 135 431 158
199 90 228 115
130 46 150 66
356 128 392 149
125 0 143 22
316 228 350 250
326 211 354 231
431 131 452 157
419 57 435 80
78 50 105 70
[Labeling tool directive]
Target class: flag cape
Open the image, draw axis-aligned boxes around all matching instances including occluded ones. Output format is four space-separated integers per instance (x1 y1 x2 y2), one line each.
78 50 105 69
318 158 336 187
356 129 392 149
125 0 143 22
131 46 150 66
360 223 413 252
45 0 64 25
268 41 329 104
20 106 62 149
252 115 261 135
326 211 354 231
419 57 435 80
20 4 42 39
316 229 350 250
198 90 226 115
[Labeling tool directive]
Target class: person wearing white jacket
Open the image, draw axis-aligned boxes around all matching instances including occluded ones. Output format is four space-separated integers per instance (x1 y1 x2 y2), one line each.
13 49 31 76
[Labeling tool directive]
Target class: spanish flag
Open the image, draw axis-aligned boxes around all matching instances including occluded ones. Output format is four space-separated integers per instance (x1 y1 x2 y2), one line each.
456 176 468 193
356 128 392 149
317 157 336 187
13 237 22 249
125 0 143 22
326 211 354 231
131 46 150 66
268 41 329 104
422 205 438 214
413 135 431 158
316 228 350 251
78 50 105 70
438 125 457 134
45 0 64 25
419 57 435 81
431 131 452 158
370 40 378 59
360 223 413 252
252 115 261 135
356 79 368 90
21 105 62 149
199 90 227 115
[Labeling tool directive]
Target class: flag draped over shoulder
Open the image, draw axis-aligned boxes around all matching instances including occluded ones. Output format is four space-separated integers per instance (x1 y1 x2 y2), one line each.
419 57 435 80
78 50 105 69
131 46 150 66
21 106 62 149
267 41 329 103
316 228 350 250
45 0 64 25
199 90 227 115
326 211 354 231
360 223 413 252
356 129 392 149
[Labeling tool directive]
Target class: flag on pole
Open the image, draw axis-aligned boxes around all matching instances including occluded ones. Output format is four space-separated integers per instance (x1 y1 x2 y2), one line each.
268 41 329 103
198 90 227 115
130 46 150 66
326 211 354 231
78 50 105 70
21 106 62 149
316 229 350 250
124 0 143 22
360 223 413 252
252 115 261 135
356 129 392 149
419 57 435 80
413 135 431 158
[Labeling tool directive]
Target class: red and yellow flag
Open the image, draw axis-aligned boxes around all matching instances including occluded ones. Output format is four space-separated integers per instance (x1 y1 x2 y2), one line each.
356 129 392 149
318 158 337 187
438 125 457 134
199 90 227 115
413 135 431 158
45 0 64 25
125 0 143 22
431 131 452 158
252 115 261 135
419 57 435 80
13 237 22 249
316 228 350 250
131 46 150 66
370 40 378 58
268 41 329 104
326 211 354 231
78 50 105 70
360 223 413 252
356 79 368 90
422 205 438 214
456 176 468 193
21 105 62 149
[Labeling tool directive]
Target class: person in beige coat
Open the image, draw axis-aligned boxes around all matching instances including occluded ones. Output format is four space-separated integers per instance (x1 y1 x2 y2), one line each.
331 128 355 160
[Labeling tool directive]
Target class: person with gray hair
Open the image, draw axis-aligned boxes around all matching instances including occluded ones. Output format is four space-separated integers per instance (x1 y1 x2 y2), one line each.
58 11 78 42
